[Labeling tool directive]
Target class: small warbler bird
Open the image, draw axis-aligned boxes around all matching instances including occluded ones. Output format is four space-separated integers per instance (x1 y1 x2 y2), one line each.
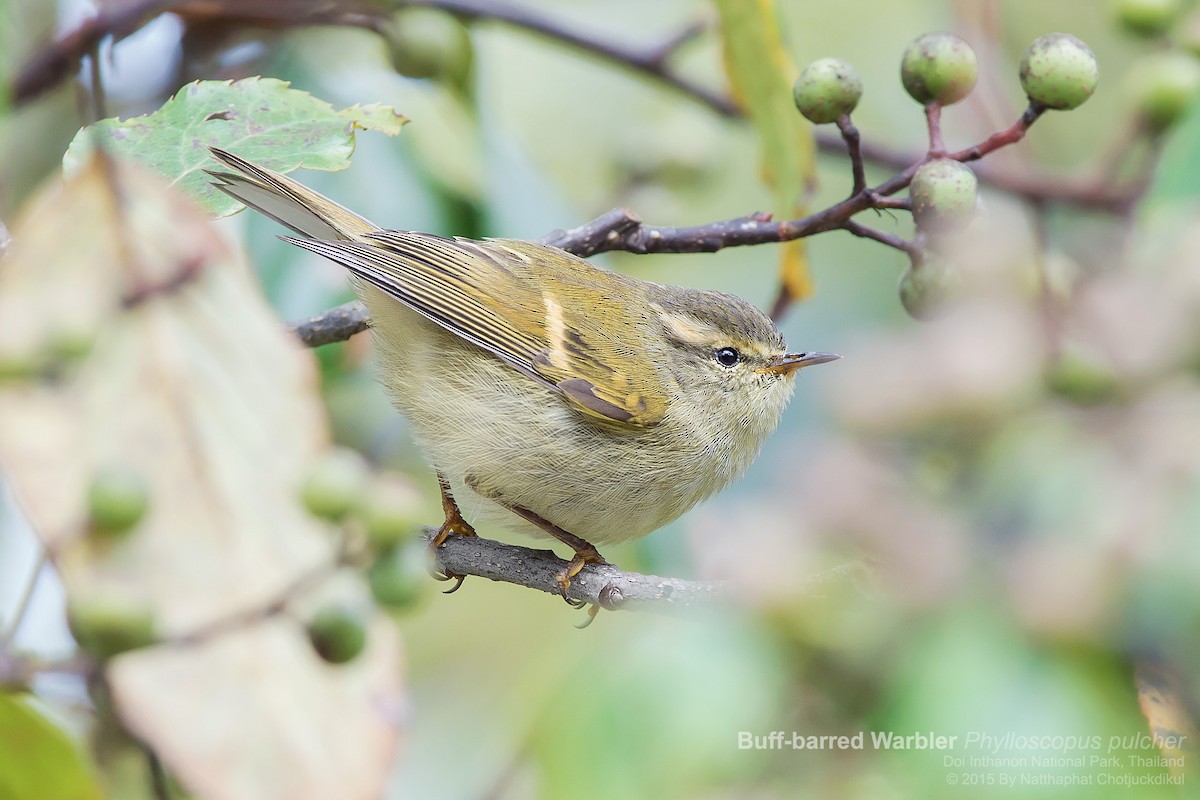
207 148 837 604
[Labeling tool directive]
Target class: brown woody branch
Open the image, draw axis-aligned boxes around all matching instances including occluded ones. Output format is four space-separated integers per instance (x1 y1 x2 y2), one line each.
11 0 384 105
13 0 1149 212
290 106 1049 345
291 301 371 347
403 0 736 117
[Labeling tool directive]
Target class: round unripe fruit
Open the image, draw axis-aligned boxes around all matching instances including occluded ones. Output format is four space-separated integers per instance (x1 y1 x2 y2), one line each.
68 595 157 660
793 58 863 124
1045 355 1121 405
87 467 150 536
901 33 978 106
360 483 420 551
307 606 367 665
1114 0 1183 37
1129 52 1200 131
0 353 40 383
300 449 369 522
46 328 95 364
899 254 961 320
1019 34 1100 110
910 159 978 232
383 7 473 85
367 546 424 610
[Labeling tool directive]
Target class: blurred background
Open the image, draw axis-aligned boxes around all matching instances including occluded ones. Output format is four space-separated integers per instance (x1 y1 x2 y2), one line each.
2 0 1200 798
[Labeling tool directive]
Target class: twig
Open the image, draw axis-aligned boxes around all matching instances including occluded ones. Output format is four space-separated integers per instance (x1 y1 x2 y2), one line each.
405 0 739 118
425 530 724 613
11 0 177 104
0 549 47 652
163 555 341 648
539 207 648 256
11 0 386 106
842 220 916 254
867 194 912 210
948 101 1046 163
643 18 709 65
837 114 866 196
142 744 172 800
0 652 92 691
925 102 945 156
11 0 1156 212
289 301 371 347
288 106 1051 346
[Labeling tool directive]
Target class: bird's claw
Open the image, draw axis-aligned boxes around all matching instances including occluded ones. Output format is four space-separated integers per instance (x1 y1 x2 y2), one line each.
428 474 478 593
431 570 467 594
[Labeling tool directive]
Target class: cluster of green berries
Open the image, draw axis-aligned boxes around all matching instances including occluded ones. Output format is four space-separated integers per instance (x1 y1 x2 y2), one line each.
68 449 425 667
1113 0 1200 131
793 32 1099 126
66 467 158 661
791 31 1102 319
299 448 427 664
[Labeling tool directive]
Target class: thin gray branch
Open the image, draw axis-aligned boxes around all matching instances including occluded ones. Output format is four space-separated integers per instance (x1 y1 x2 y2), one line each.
290 301 370 346
424 530 725 614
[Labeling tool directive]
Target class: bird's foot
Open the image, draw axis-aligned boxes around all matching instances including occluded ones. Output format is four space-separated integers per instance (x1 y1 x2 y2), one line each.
554 544 607 604
429 474 478 593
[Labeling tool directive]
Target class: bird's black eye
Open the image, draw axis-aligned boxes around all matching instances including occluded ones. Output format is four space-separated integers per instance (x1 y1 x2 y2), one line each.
715 347 741 367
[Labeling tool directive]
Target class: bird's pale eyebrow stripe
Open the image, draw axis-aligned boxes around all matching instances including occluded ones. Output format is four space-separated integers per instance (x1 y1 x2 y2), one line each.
653 304 722 346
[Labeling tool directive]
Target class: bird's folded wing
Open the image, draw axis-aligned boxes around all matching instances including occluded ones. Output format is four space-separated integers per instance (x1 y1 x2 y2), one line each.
282 233 668 427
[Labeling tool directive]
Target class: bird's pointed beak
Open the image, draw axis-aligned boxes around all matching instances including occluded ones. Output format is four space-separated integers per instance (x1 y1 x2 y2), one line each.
757 351 841 376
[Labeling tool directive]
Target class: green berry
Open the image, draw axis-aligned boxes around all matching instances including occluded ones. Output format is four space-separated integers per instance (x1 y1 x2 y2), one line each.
382 7 474 86
367 545 424 610
792 58 863 124
899 254 961 320
87 467 150 536
901 33 978 106
1045 355 1121 405
307 606 367 665
360 481 420 551
1129 52 1200 131
300 449 369 522
910 159 978 232
1114 0 1183 37
68 595 157 660
1019 34 1100 110
46 328 95 364
0 353 40 383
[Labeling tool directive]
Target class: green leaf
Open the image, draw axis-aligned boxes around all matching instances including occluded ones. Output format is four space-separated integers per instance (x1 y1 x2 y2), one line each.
714 0 817 302
0 693 101 800
62 78 406 216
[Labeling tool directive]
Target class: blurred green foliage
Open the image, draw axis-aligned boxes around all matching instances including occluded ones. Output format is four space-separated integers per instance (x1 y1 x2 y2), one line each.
0 693 100 800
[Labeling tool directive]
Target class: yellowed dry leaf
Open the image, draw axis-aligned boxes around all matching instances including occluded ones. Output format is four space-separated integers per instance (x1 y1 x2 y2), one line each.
714 0 816 304
0 155 403 800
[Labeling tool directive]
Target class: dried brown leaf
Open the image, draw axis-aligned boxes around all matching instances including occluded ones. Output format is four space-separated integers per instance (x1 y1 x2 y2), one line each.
0 155 403 800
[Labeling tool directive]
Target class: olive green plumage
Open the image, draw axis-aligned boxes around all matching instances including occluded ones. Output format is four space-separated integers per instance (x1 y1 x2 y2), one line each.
207 147 836 546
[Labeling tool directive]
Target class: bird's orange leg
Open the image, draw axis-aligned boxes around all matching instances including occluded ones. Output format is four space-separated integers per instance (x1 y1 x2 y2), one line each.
504 504 607 613
429 473 477 594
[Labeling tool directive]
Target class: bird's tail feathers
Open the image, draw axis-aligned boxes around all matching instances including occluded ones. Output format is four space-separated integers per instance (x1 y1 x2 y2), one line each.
206 147 377 241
